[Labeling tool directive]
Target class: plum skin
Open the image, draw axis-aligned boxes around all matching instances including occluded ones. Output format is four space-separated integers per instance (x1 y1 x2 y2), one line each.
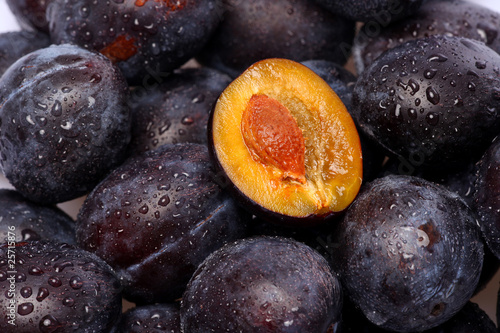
76 143 247 304
0 44 131 204
333 175 484 332
181 236 342 333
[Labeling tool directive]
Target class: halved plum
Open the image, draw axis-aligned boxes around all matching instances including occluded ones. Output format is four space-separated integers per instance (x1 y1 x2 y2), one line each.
209 58 362 226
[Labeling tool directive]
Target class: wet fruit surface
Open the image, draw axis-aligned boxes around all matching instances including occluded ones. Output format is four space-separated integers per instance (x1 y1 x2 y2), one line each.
354 0 500 73
0 189 75 245
116 303 181 332
353 35 500 171
314 0 423 22
0 44 131 204
128 67 231 156
0 31 51 77
473 137 500 260
197 0 355 78
181 236 342 333
333 175 484 332
210 58 362 225
76 143 247 304
0 241 122 332
6 0 51 32
47 0 222 84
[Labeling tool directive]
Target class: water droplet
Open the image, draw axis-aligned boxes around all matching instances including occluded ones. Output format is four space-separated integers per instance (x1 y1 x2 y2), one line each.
426 112 439 126
181 116 194 125
408 79 420 95
70 276 84 289
139 205 149 214
48 276 62 288
426 87 440 105
54 261 74 273
63 297 75 307
29 266 44 276
36 287 50 301
492 88 500 100
22 229 41 241
18 302 34 316
20 286 32 298
39 315 61 333
16 273 27 282
407 108 417 119
424 68 437 79
475 60 487 69
468 82 476 92
90 73 102 83
61 87 72 93
427 54 448 63
79 6 90 17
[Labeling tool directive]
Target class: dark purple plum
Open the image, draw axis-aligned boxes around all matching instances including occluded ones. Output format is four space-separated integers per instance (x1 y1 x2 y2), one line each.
0 241 122 332
47 0 222 84
473 137 500 260
76 143 247 304
353 35 500 171
354 0 500 73
0 44 131 204
196 0 355 78
6 0 52 33
340 301 497 333
180 236 342 333
332 175 484 332
116 303 181 333
0 31 51 77
314 0 423 22
128 67 231 156
0 189 75 245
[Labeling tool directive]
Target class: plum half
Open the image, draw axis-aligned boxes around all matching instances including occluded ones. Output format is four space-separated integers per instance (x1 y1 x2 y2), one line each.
209 58 363 226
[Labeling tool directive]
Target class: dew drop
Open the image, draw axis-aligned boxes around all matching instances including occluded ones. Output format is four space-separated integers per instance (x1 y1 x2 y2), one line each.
54 261 74 273
36 287 50 302
20 286 32 298
22 229 41 241
39 315 61 333
70 275 84 289
475 60 487 69
427 53 448 63
426 87 440 105
29 266 44 276
407 108 417 119
139 204 149 214
16 273 27 282
18 302 34 316
48 276 62 288
63 297 75 307
90 73 102 83
181 116 194 125
468 82 476 92
408 79 420 95
424 68 437 79
61 87 72 93
426 112 439 126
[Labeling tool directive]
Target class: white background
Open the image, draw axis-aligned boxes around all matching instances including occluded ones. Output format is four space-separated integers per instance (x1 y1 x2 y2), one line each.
0 0 499 324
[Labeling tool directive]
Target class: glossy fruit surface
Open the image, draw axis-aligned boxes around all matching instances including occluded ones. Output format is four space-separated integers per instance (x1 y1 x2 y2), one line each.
353 35 500 171
354 0 500 73
76 143 247 304
6 0 51 32
47 0 221 84
116 303 180 333
197 0 355 78
0 44 131 204
333 175 484 332
473 137 500 260
0 31 51 77
181 236 342 333
210 58 362 225
314 0 423 22
0 189 75 245
0 241 122 332
128 67 231 156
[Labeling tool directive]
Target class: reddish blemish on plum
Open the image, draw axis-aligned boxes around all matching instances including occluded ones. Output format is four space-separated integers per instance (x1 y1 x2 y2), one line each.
241 94 306 184
100 35 138 63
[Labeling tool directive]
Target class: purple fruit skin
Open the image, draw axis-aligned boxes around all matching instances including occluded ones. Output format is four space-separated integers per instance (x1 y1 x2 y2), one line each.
0 44 131 204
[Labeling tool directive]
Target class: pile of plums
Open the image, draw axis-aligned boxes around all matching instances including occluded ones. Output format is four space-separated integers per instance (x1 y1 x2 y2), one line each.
1 0 500 332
